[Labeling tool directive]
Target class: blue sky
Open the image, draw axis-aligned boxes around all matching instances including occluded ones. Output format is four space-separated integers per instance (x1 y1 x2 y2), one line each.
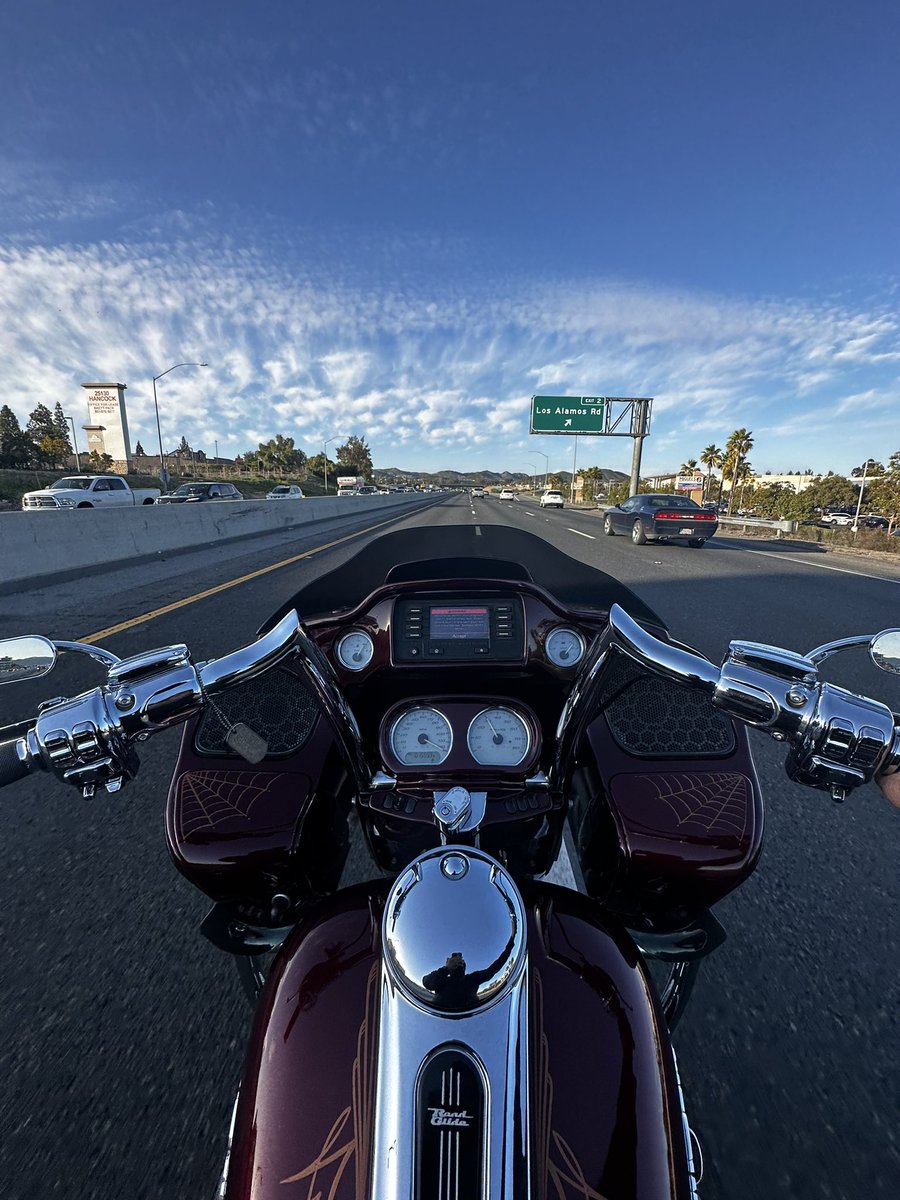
1 0 898 477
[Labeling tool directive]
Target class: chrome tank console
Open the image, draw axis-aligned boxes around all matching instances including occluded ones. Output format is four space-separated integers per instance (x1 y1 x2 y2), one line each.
374 846 530 1199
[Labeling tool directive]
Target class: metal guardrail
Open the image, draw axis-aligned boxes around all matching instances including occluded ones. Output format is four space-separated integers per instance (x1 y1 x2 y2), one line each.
716 515 798 536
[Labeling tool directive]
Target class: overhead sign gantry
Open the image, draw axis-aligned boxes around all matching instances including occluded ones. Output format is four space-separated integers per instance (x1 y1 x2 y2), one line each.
530 396 653 496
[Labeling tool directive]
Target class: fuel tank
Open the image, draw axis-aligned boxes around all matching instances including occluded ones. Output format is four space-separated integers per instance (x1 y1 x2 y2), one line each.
224 864 693 1199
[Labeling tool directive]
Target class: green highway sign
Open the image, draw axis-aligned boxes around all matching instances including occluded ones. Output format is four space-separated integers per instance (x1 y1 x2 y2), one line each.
530 396 607 435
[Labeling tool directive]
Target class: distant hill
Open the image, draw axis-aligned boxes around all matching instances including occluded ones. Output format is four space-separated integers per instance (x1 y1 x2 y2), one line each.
374 466 629 486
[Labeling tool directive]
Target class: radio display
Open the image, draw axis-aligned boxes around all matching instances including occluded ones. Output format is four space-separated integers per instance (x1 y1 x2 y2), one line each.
429 606 490 641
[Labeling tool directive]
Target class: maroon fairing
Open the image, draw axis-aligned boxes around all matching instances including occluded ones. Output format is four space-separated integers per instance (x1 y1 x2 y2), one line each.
224 883 692 1199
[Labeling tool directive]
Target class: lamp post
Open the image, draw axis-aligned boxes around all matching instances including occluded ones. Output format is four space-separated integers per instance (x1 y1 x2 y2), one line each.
525 462 538 495
852 460 869 533
533 450 549 490
63 415 81 472
151 361 208 488
323 434 348 494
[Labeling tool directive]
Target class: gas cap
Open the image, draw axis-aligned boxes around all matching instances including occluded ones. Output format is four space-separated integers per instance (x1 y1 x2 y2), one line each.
383 846 526 1013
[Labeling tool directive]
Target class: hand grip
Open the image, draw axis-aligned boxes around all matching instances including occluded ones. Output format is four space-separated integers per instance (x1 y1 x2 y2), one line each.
0 739 31 788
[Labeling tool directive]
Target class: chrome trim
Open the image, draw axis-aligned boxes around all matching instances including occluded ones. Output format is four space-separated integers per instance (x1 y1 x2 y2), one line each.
433 788 487 834
807 633 875 665
53 640 121 667
198 610 302 694
671 1049 702 1197
215 1091 241 1199
389 706 453 766
608 605 719 692
334 628 375 671
544 626 586 668
466 707 531 768
372 846 530 1200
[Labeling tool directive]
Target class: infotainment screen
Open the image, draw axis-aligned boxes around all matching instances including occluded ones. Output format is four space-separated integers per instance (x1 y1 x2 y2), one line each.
429 606 490 641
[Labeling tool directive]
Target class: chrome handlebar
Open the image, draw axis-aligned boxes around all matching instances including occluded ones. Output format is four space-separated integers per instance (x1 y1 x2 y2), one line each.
13 612 304 796
607 604 900 800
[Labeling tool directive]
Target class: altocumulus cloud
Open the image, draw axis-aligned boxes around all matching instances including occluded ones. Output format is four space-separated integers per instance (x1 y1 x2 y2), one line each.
0 239 897 473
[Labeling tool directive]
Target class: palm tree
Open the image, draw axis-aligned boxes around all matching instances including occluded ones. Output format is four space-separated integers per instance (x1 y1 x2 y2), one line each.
679 458 699 474
700 444 722 502
725 428 754 514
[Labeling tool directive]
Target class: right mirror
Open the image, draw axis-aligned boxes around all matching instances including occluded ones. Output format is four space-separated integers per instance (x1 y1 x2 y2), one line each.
870 629 900 675
0 636 58 686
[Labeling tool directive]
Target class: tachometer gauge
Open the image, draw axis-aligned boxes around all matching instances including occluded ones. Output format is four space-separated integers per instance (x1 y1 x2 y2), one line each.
335 630 374 671
545 627 586 668
466 707 531 767
389 707 453 766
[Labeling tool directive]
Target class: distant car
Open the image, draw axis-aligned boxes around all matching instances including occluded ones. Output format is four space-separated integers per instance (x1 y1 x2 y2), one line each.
860 515 889 529
498 489 517 501
540 490 564 509
266 485 304 500
603 493 718 547
471 487 485 498
822 512 854 527
156 482 243 504
355 485 380 495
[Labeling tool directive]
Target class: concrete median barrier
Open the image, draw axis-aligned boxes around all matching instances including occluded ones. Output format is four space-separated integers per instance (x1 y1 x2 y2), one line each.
1 495 433 593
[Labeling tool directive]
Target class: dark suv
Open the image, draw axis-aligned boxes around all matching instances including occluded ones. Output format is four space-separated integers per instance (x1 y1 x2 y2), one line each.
156 482 244 504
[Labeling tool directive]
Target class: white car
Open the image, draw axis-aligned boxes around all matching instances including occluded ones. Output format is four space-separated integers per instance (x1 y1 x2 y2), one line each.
266 485 304 500
540 490 564 509
498 489 517 501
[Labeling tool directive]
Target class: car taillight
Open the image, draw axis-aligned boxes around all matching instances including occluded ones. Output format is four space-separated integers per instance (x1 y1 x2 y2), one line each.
655 510 716 521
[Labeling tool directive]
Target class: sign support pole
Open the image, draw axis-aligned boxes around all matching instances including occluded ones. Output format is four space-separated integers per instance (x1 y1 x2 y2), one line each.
571 436 578 502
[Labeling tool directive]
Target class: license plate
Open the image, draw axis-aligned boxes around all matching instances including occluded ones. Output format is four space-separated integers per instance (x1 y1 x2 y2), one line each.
680 527 692 534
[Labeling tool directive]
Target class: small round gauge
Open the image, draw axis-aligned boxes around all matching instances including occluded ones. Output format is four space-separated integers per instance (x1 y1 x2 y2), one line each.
335 630 375 671
389 707 453 766
467 707 531 767
545 627 586 668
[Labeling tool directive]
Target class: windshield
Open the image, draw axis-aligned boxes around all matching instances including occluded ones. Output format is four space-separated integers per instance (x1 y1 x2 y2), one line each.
50 478 91 490
261 525 665 633
174 484 210 496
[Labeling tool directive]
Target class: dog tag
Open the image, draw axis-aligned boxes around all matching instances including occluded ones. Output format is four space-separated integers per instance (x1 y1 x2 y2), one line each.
225 723 268 764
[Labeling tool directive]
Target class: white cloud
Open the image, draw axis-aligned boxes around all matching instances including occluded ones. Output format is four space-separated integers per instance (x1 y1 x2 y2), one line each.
0 234 897 475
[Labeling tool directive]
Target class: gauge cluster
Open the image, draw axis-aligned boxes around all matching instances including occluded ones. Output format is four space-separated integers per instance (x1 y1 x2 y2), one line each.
381 700 540 775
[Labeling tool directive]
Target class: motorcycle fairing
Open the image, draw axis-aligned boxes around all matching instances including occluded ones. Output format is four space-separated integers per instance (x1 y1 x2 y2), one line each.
224 880 693 1199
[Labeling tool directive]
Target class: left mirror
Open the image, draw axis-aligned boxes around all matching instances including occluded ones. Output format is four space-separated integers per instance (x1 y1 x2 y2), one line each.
0 636 57 686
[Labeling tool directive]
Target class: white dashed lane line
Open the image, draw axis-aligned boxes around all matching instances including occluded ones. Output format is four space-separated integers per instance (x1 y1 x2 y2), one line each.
567 528 596 539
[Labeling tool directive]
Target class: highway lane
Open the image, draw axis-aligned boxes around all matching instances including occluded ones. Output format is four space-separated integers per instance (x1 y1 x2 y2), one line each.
1 492 898 1199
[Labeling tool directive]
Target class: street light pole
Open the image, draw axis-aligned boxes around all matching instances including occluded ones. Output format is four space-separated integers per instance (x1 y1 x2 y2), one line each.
151 361 208 488
852 460 868 533
323 434 348 494
525 462 538 494
534 450 549 490
63 415 81 472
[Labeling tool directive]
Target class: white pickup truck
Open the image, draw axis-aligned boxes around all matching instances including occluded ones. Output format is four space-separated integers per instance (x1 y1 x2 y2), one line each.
22 475 161 510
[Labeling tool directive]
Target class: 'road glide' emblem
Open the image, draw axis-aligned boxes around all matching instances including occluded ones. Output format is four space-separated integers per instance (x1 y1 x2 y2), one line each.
428 1107 473 1127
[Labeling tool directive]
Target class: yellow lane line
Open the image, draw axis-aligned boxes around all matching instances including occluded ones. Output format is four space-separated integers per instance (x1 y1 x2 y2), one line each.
81 515 400 643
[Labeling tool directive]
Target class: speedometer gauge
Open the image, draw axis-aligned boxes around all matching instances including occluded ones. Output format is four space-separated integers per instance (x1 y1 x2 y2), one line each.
389 707 453 766
466 707 531 767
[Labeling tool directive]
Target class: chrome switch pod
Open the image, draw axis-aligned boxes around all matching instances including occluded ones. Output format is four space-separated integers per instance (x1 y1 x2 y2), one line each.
382 845 527 1013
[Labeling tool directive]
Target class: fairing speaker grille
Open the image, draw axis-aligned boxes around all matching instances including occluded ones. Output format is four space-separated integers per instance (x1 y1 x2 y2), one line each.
601 652 736 758
193 667 319 758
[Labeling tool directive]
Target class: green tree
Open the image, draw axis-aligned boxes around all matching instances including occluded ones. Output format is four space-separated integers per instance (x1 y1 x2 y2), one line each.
700 444 722 501
869 452 900 530
0 405 32 467
52 403 72 456
336 435 373 478
135 440 146 456
850 458 884 478
723 428 754 514
27 403 61 466
87 449 114 471
679 458 699 474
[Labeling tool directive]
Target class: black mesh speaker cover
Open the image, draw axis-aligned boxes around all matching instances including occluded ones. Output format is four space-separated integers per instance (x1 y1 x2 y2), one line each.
601 652 735 758
194 667 320 758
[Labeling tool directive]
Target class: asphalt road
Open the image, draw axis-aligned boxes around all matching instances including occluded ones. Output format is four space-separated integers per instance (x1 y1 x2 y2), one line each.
1 493 898 1199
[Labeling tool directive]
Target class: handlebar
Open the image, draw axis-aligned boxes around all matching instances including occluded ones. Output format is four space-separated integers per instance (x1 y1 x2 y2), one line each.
10 611 305 797
603 604 900 800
